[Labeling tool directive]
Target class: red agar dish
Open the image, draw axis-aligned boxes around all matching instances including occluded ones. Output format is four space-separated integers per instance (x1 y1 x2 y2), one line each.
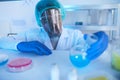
7 58 32 72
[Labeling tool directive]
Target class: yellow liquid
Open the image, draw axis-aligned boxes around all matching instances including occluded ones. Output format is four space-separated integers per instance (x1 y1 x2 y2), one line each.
112 53 120 71
88 76 108 80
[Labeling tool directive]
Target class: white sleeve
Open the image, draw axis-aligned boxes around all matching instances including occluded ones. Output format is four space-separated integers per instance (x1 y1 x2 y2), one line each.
0 28 44 50
0 32 26 50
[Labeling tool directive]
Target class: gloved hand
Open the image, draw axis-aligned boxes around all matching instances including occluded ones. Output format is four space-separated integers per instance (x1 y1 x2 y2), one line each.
84 31 109 60
17 41 52 55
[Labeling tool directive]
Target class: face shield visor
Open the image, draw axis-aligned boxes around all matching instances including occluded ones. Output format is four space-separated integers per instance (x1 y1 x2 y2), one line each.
40 9 62 37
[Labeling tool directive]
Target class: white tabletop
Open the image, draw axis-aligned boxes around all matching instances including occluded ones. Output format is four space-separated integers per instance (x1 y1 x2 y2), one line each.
0 49 120 80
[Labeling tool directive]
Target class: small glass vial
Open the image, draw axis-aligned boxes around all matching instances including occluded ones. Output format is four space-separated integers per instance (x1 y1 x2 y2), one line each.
111 40 120 71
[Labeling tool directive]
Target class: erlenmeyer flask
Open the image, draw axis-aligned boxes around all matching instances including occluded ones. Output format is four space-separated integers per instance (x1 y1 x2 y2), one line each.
69 45 90 68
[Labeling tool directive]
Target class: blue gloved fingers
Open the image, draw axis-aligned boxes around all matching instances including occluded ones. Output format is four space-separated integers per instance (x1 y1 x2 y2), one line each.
17 42 36 53
86 33 109 60
86 39 106 60
90 31 106 47
86 31 106 55
17 41 52 55
29 41 52 55
88 34 109 60
87 32 108 58
84 34 88 40
34 47 43 55
84 31 105 51
87 38 108 60
17 42 44 55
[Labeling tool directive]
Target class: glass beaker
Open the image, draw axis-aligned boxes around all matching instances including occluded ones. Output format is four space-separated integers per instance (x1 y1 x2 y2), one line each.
69 45 90 68
111 40 120 71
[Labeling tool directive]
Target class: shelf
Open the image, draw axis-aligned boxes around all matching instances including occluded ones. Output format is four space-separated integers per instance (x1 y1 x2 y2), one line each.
64 4 120 11
63 3 120 40
64 25 118 30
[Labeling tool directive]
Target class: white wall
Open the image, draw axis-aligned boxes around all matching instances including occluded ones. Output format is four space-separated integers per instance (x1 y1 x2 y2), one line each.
0 0 38 36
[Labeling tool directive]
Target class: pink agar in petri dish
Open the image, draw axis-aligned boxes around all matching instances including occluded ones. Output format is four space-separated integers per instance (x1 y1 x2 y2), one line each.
7 58 32 72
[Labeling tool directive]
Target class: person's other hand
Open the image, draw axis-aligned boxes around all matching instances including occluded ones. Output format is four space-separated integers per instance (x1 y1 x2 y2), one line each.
17 41 52 55
84 31 109 60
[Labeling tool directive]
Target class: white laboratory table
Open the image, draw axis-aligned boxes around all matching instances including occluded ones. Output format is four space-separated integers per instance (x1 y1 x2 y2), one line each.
0 49 120 80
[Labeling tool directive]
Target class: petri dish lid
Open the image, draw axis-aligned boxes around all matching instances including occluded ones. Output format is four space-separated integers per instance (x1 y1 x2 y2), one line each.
0 54 8 64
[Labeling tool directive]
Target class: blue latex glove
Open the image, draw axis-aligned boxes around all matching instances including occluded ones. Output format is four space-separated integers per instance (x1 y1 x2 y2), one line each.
84 31 109 60
17 41 52 55
86 31 106 53
88 33 108 60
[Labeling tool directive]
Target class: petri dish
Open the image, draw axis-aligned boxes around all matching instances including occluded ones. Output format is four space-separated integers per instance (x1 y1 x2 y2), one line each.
7 57 32 72
0 54 8 65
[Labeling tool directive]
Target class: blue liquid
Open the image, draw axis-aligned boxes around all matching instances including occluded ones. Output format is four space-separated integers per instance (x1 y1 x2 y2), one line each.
70 55 90 68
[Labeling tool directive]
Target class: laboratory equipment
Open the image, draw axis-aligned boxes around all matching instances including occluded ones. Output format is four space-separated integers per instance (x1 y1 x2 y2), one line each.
67 69 78 80
17 41 52 55
69 45 90 68
51 63 60 80
7 58 32 72
70 31 109 68
0 54 8 65
111 40 120 71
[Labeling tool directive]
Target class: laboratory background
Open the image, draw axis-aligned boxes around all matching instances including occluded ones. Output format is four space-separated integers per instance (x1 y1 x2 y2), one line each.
0 0 120 80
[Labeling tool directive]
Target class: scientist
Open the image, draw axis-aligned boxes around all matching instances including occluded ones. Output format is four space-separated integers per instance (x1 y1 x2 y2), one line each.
0 0 108 60
0 0 88 52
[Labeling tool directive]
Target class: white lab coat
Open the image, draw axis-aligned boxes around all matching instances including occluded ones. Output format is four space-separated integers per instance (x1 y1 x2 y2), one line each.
0 27 88 50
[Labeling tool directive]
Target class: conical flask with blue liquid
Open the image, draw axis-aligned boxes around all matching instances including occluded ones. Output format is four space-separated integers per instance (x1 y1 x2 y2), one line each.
69 45 90 68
